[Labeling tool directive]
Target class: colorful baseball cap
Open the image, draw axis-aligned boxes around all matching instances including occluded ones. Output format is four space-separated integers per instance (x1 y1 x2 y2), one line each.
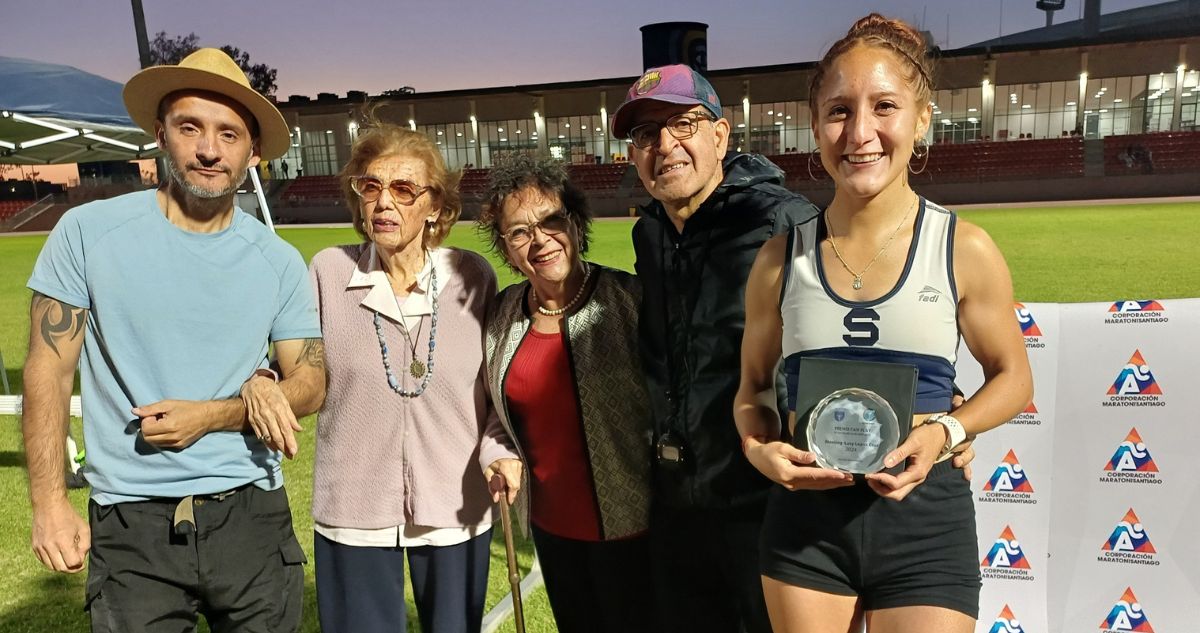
610 64 722 139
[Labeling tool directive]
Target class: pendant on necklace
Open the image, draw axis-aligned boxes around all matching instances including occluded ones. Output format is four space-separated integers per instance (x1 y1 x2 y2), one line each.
852 276 864 290
409 359 426 379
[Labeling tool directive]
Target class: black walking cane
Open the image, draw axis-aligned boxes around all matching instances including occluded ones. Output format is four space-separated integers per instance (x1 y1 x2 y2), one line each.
495 476 526 633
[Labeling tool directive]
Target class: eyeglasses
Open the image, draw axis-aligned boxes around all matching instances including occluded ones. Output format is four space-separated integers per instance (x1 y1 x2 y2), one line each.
627 112 716 150
350 176 431 205
499 210 572 247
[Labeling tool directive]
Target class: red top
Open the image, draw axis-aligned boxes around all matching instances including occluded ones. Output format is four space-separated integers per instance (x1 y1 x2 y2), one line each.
504 327 602 541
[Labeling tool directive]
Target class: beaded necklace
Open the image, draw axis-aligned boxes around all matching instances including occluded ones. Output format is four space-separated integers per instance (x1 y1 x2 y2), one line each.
531 262 592 316
374 263 438 398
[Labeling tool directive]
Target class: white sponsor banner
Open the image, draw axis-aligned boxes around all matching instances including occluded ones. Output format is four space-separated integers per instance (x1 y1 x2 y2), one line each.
1049 298 1198 633
959 302 1057 633
958 299 1199 632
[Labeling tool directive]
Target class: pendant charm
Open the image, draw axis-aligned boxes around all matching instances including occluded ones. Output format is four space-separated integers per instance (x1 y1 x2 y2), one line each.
852 276 863 290
409 359 426 379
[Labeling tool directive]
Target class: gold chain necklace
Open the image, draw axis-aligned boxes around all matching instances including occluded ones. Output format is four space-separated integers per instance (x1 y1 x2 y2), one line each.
825 195 917 290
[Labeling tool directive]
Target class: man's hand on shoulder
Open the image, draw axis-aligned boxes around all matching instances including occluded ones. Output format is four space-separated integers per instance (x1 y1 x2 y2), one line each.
134 400 218 450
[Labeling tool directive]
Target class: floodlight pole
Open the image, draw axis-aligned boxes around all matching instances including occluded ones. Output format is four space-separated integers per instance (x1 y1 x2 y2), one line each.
248 168 276 233
131 0 152 69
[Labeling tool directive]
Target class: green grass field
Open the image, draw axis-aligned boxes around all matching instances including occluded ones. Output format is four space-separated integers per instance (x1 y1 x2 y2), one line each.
0 202 1197 632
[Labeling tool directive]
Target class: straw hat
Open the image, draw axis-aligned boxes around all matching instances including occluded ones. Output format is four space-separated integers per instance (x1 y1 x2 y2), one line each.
123 48 290 160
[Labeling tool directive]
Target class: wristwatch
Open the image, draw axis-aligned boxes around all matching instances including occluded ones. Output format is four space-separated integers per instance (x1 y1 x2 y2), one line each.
924 413 967 456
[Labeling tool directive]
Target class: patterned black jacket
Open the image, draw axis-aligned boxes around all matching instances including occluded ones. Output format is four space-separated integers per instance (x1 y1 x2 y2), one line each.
485 266 653 539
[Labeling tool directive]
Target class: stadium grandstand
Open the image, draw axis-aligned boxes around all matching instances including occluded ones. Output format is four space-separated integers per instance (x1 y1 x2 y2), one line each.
266 0 1198 222
3 0 1198 229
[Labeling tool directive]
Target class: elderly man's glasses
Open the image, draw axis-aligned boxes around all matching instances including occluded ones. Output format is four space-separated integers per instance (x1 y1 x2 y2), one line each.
350 176 431 205
627 112 716 150
500 211 571 247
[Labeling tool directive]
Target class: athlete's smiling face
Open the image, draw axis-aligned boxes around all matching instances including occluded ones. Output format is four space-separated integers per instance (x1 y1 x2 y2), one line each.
811 44 931 201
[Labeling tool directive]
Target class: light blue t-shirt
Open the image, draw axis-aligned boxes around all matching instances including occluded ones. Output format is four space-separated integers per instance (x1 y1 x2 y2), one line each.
28 189 321 504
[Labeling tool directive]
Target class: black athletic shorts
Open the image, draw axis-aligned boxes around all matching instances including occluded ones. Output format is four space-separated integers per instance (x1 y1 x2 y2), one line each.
759 460 981 618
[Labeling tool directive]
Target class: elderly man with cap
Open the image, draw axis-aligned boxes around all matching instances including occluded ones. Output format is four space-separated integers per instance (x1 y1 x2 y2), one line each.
22 48 325 632
609 65 819 633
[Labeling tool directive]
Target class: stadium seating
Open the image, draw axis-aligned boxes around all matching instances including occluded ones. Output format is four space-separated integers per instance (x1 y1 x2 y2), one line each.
0 200 34 221
565 164 628 192
280 176 342 205
459 168 491 197
1103 131 1200 176
769 137 1086 185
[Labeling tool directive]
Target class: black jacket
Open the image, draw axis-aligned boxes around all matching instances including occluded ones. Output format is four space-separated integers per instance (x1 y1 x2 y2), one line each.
633 152 820 510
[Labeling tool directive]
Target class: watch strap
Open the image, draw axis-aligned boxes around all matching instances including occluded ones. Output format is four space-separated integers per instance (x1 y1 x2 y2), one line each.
926 413 967 455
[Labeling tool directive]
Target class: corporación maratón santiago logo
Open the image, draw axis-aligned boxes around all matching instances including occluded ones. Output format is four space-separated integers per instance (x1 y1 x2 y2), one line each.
979 450 1036 505
988 605 1026 633
1104 350 1164 407
1098 508 1159 566
1100 427 1161 485
1105 300 1168 325
1014 303 1045 349
1100 587 1154 632
981 525 1034 581
1008 401 1041 426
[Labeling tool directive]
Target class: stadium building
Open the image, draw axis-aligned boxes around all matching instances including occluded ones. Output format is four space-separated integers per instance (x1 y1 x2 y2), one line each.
272 0 1199 220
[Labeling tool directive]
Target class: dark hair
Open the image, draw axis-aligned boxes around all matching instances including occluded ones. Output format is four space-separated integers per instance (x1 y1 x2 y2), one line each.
339 115 462 245
477 154 591 273
809 13 935 115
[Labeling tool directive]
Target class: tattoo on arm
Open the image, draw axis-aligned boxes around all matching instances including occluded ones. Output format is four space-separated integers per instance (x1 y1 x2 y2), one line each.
33 294 85 358
297 338 326 372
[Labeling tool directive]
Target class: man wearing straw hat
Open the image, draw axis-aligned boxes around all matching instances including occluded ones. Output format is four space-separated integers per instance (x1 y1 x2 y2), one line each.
22 48 325 632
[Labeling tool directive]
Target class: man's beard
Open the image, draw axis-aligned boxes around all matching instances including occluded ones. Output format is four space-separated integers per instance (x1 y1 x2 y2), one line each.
165 154 243 199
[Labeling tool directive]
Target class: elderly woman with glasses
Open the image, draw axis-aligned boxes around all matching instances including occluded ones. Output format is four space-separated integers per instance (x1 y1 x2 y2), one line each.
304 123 521 633
480 154 656 633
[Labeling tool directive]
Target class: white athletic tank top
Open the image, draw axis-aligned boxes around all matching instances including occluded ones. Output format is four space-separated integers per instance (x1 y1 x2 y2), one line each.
780 198 959 414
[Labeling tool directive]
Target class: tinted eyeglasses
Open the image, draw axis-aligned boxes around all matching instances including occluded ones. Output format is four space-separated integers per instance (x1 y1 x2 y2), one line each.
350 176 431 205
627 112 717 150
499 210 572 247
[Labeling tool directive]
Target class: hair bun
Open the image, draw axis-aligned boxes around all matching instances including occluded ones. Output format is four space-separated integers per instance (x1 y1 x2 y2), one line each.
809 13 935 112
847 13 927 57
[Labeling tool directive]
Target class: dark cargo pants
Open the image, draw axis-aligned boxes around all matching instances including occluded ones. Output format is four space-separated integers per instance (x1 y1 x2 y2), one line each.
86 485 305 633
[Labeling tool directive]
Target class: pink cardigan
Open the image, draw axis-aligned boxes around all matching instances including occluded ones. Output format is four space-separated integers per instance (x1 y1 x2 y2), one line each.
309 244 516 529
